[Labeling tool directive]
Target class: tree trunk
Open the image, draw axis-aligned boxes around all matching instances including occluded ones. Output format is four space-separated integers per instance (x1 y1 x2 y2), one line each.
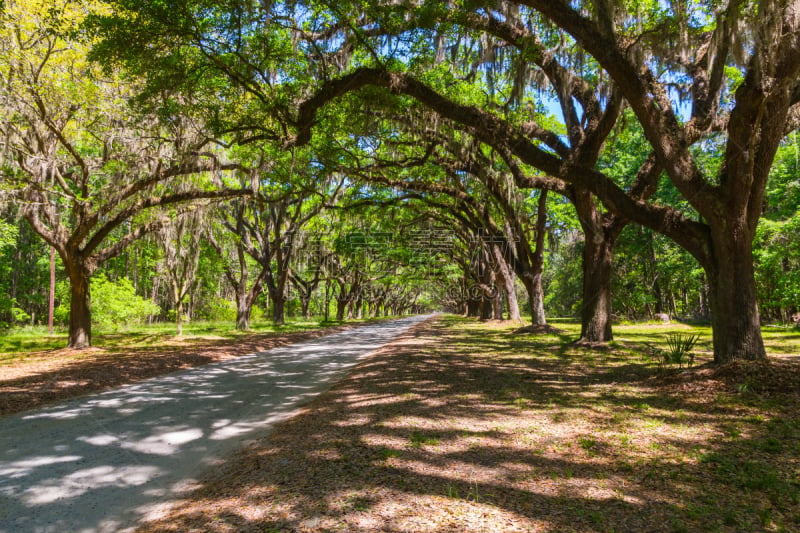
67 262 92 349
492 289 503 320
466 296 481 317
48 246 55 335
176 297 184 337
698 275 710 320
480 290 493 320
235 290 252 331
324 280 330 322
573 190 617 343
336 298 347 321
493 246 521 321
579 228 615 343
522 272 547 326
272 292 286 325
300 296 310 319
706 229 766 363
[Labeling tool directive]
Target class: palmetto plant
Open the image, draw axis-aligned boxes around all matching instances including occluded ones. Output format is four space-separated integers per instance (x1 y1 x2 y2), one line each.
665 333 700 369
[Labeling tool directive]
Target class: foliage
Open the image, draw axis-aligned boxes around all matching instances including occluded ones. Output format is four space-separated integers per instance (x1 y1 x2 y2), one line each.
754 214 800 321
0 0 798 358
195 297 265 323
665 333 699 368
0 220 17 248
55 274 159 329
647 333 700 372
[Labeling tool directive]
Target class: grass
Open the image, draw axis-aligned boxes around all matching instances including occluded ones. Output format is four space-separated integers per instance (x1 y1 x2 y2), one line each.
135 315 800 533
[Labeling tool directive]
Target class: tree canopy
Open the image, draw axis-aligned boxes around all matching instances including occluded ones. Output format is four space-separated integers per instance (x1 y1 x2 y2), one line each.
1 0 798 362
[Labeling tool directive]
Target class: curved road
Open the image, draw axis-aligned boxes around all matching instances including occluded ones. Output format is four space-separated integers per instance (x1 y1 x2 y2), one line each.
0 315 431 533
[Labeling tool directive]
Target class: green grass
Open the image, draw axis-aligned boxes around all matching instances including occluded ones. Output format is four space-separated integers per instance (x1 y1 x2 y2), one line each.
543 317 800 361
409 431 441 448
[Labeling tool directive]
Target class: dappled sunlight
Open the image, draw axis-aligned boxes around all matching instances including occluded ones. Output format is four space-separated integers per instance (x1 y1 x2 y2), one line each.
136 315 800 532
22 465 161 505
0 455 82 480
0 316 429 532
0 320 384 418
121 427 204 456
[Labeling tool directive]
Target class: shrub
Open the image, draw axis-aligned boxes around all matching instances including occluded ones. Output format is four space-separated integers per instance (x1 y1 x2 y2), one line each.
195 297 264 323
54 274 160 329
665 333 699 368
646 333 700 372
11 306 30 325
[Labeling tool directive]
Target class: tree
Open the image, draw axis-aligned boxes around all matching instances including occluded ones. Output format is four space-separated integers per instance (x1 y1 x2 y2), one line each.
206 190 269 330
92 0 800 362
157 209 204 336
297 1 800 363
512 0 800 359
0 1 250 347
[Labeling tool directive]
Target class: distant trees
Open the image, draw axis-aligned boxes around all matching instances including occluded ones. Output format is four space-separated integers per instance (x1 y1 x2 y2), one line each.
157 209 204 336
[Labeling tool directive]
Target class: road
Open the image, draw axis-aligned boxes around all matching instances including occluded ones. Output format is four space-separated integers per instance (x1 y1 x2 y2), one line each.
0 315 430 533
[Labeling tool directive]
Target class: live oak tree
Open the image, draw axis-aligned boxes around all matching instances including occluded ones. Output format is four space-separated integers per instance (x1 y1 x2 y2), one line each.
92 0 800 362
287 0 799 362
206 195 268 331
329 102 553 324
0 0 250 347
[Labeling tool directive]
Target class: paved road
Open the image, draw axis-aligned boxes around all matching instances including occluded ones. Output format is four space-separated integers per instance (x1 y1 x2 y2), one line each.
0 315 431 533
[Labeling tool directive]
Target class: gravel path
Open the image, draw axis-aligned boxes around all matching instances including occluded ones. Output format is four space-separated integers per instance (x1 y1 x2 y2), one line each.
0 315 431 533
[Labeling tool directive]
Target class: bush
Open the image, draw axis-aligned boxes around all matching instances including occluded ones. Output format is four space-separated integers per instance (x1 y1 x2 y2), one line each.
54 274 160 329
646 333 700 372
195 297 264 323
11 306 30 325
196 297 236 322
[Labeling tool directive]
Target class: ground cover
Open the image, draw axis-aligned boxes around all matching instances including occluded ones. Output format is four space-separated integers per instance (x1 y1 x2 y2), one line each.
136 315 800 533
0 317 389 416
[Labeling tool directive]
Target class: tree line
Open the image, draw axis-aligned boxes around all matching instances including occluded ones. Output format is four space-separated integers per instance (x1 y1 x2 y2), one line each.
1 0 799 363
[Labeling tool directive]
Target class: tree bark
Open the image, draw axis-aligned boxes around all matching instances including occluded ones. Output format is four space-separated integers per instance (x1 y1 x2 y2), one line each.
176 296 184 337
706 228 767 362
492 288 503 319
492 244 520 321
66 261 92 349
48 246 55 335
271 291 286 325
521 272 547 325
466 296 481 317
573 190 617 343
579 229 615 343
235 290 253 331
527 190 549 326
336 298 347 321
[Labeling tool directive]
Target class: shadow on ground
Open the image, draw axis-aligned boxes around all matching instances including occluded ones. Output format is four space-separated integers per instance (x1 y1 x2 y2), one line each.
139 316 800 533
